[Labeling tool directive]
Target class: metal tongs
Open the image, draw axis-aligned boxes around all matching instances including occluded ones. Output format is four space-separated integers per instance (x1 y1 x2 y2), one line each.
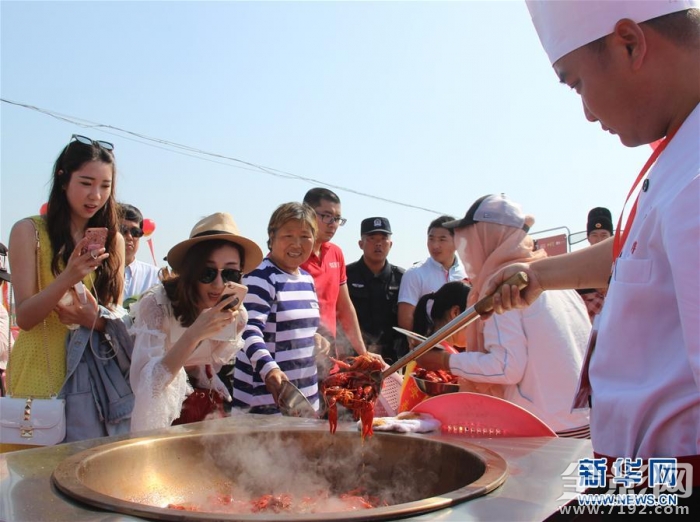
372 271 529 384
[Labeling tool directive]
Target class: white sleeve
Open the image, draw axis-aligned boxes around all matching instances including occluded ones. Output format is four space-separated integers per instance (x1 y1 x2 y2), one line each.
129 291 188 432
664 176 700 392
449 311 527 385
0 304 12 370
398 268 422 306
185 306 247 368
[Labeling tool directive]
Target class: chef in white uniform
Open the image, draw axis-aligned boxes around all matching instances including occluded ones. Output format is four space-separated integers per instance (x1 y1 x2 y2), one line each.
484 0 700 502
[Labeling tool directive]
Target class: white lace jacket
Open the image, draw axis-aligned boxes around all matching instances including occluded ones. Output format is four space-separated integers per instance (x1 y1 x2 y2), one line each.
129 285 246 432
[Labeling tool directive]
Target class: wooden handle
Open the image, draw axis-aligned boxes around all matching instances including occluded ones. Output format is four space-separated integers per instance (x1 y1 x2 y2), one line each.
474 271 529 315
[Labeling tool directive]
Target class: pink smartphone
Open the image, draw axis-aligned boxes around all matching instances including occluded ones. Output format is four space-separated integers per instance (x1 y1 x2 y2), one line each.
217 282 247 311
81 227 108 255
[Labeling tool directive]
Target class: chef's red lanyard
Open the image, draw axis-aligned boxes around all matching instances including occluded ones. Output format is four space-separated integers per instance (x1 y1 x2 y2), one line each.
612 130 677 261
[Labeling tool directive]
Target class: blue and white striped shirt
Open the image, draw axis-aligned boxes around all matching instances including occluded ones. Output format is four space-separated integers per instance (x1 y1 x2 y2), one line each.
232 258 320 413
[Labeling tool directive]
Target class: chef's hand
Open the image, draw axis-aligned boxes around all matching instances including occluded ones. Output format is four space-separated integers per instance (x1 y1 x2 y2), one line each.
480 263 543 319
416 349 450 372
265 368 288 405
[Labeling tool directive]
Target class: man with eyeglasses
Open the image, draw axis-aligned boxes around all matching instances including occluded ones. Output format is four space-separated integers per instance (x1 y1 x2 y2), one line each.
119 203 159 302
301 188 370 360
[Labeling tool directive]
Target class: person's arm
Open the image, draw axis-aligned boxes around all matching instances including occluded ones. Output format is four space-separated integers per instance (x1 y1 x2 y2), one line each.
397 303 415 332
418 313 527 385
61 232 126 332
10 219 107 331
114 232 126 306
241 274 283 383
161 300 239 377
130 291 172 397
484 237 614 315
397 268 420 337
336 284 368 356
129 290 191 431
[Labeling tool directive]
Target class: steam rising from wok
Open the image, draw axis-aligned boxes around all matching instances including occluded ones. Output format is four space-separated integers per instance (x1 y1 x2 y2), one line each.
52 423 506 520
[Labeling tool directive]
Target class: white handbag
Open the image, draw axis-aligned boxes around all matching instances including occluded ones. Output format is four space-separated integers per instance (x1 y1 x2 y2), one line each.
0 396 66 445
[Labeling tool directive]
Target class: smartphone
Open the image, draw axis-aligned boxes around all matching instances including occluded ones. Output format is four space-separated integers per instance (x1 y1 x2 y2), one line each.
74 281 88 304
81 227 108 255
217 282 247 311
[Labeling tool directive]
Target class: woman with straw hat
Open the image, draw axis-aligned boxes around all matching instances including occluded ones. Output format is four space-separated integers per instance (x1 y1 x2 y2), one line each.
129 212 263 432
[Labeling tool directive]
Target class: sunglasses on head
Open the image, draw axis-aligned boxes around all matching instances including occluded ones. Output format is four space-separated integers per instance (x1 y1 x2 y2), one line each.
120 225 144 238
71 134 115 151
198 267 243 284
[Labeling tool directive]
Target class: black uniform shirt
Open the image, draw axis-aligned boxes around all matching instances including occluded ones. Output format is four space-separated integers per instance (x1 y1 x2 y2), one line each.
346 257 405 363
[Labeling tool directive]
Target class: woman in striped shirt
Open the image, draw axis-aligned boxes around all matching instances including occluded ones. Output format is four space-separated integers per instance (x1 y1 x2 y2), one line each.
233 202 320 414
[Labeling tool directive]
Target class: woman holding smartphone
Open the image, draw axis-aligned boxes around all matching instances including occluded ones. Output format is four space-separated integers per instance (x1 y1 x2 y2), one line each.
5 135 126 446
129 212 263 432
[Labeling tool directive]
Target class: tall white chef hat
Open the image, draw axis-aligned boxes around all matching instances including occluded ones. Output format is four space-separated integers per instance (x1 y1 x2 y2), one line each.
526 0 698 65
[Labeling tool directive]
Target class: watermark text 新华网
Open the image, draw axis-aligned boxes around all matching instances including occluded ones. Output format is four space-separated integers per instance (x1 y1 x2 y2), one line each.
556 457 693 516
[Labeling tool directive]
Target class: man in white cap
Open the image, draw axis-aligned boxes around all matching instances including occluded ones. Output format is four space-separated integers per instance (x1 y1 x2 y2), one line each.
485 0 699 502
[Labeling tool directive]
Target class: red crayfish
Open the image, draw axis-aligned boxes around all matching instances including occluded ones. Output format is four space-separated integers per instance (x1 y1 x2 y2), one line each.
320 353 383 438
413 367 458 384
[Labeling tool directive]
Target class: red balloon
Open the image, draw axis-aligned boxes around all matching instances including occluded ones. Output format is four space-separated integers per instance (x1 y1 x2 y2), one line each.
40 202 48 215
142 218 156 237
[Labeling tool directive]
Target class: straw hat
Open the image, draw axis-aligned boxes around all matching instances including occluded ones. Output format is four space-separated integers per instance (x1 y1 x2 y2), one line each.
167 213 263 274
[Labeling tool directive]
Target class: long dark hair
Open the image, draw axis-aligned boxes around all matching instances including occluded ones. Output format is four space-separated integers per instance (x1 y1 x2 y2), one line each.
163 239 244 327
413 281 471 337
45 138 122 306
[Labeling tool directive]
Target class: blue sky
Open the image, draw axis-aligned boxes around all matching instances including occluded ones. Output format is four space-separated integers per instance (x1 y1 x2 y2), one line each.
1 0 651 270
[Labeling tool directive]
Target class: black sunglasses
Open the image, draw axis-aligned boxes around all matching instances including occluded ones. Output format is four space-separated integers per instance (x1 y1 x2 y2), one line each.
120 225 144 238
71 134 115 151
198 267 243 285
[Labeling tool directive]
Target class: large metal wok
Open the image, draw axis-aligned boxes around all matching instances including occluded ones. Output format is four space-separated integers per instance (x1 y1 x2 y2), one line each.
52 424 508 521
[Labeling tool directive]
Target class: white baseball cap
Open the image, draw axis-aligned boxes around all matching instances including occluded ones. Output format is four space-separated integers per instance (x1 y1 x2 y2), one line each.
526 0 698 65
443 194 530 232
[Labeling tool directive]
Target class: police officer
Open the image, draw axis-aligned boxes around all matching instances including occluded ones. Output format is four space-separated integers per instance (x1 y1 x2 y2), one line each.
345 217 405 363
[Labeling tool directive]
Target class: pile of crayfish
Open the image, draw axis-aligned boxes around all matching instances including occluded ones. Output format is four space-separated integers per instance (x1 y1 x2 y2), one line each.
413 367 458 384
321 353 383 438
167 487 386 513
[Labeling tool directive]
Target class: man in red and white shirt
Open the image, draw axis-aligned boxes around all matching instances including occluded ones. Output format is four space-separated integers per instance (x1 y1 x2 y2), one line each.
301 188 368 358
